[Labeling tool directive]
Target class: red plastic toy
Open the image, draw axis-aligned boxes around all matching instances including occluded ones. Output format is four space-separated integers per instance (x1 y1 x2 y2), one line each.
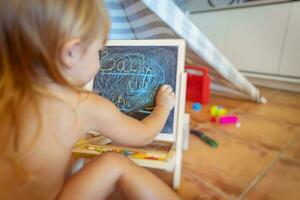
185 66 210 104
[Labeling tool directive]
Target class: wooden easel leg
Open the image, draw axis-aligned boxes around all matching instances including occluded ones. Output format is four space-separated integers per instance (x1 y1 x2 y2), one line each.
172 151 182 190
172 73 187 190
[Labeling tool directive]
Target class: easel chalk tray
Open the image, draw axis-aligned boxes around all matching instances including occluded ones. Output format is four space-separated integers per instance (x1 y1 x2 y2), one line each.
74 39 187 189
72 135 176 171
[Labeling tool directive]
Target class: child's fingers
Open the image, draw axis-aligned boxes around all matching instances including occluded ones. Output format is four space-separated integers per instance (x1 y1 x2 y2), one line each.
159 84 172 91
166 92 174 97
166 90 174 96
164 88 173 95
166 87 173 92
159 85 168 91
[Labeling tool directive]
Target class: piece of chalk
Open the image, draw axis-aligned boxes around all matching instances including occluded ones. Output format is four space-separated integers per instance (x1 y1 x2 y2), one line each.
132 153 147 159
144 156 159 160
192 103 202 111
219 115 239 124
190 130 218 148
123 150 134 156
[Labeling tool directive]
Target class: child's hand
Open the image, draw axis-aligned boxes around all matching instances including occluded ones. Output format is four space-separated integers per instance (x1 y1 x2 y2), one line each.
155 85 175 112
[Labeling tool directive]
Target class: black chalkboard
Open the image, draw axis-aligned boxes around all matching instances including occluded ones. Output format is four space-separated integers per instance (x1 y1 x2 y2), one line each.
93 46 178 134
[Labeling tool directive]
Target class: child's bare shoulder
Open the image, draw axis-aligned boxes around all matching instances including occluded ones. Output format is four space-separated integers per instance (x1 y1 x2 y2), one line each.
78 92 119 121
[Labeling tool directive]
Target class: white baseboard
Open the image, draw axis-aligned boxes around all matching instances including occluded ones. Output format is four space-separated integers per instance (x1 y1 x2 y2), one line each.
241 72 300 93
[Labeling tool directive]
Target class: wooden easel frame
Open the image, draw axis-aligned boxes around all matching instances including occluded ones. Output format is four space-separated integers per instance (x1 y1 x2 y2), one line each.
75 39 187 189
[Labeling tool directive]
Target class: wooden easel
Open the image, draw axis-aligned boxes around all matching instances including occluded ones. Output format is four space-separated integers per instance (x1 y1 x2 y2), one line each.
73 40 187 189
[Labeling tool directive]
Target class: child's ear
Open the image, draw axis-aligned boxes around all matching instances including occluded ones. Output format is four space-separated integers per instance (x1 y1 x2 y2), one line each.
61 38 82 68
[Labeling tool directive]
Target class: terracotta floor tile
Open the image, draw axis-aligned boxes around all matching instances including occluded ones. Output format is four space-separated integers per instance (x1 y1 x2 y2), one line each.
182 130 277 199
283 136 300 162
215 112 298 151
151 169 228 200
262 88 300 109
209 95 248 110
245 158 300 200
237 90 300 126
178 171 228 200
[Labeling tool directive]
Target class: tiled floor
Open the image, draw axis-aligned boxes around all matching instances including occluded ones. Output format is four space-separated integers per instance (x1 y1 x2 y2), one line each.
156 87 300 200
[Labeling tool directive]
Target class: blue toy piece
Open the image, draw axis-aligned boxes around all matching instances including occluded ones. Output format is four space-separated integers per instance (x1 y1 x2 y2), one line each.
192 102 202 112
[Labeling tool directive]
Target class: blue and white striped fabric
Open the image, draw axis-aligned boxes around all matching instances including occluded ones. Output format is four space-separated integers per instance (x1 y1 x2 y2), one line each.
104 0 264 102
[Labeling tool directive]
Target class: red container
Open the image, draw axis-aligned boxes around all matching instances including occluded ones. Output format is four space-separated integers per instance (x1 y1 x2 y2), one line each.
185 66 210 104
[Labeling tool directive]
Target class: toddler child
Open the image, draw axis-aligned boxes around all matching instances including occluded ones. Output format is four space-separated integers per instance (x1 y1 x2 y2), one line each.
0 0 180 199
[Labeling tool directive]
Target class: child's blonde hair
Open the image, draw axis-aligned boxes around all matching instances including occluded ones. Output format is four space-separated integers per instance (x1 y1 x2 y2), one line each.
0 0 109 174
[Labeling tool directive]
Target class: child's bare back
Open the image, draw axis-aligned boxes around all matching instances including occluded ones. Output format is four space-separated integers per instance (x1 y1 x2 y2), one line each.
1 83 178 199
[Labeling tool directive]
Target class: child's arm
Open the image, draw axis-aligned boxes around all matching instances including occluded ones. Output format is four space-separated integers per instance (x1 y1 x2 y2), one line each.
80 85 175 146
